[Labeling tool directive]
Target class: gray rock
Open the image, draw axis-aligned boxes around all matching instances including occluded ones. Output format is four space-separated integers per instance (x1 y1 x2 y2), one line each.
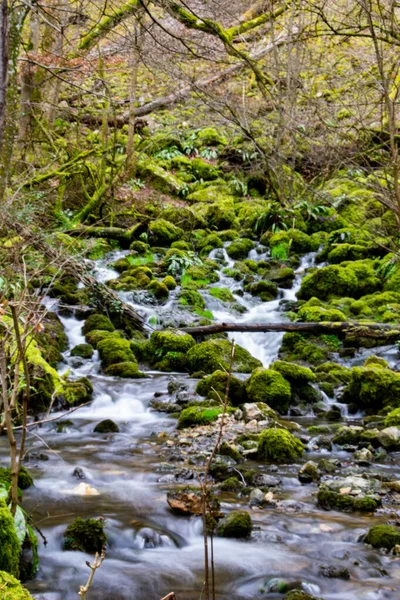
298 461 320 484
319 565 350 579
249 488 267 507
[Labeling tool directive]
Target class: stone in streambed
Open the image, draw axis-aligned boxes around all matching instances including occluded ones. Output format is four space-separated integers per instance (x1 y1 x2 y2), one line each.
317 476 381 512
298 461 320 484
216 510 252 538
94 419 120 433
167 489 221 516
70 343 94 359
63 516 106 553
363 525 400 551
319 564 350 579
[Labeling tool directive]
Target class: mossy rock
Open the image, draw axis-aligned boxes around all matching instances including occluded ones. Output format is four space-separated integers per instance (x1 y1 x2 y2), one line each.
297 303 347 323
247 280 278 301
70 344 94 359
284 592 323 600
226 238 254 260
148 330 195 369
37 313 68 367
94 419 120 433
270 229 318 254
341 364 400 413
85 329 123 348
0 571 34 599
161 205 206 230
187 339 261 374
97 338 137 368
63 517 107 553
178 289 206 310
0 467 33 492
384 407 400 427
245 368 291 413
203 200 237 230
328 243 371 264
195 127 228 147
270 360 316 384
162 275 177 290
216 510 252 538
129 240 148 254
191 158 220 181
62 377 93 405
82 314 115 335
178 406 228 429
209 288 235 303
148 218 184 246
137 160 184 195
317 485 380 512
196 370 247 406
147 280 170 300
0 500 20 577
258 429 304 462
332 425 364 445
104 362 143 378
363 525 400 551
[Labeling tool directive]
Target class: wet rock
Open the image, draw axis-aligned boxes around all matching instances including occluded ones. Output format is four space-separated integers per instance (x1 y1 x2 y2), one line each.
216 510 252 538
319 564 350 579
284 591 323 600
249 488 266 507
324 405 343 421
333 425 364 446
363 524 400 551
70 343 94 359
72 467 86 480
70 483 100 496
63 517 106 553
298 461 320 484
93 419 120 433
24 452 49 462
377 426 400 450
176 391 197 405
150 399 181 413
354 447 373 464
265 579 301 593
253 473 281 487
219 476 242 491
167 489 221 516
383 480 400 493
167 377 185 395
313 435 332 450
136 527 164 548
317 476 381 512
318 458 340 473
258 429 304 462
218 441 242 462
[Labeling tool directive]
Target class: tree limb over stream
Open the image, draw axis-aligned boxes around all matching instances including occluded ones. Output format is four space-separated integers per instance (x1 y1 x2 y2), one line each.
181 322 400 340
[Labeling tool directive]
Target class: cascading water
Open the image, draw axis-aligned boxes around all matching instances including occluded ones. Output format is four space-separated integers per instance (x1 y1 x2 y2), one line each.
4 248 400 600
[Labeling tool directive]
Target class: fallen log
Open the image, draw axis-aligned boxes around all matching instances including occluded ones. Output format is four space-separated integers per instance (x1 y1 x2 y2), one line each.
181 321 400 340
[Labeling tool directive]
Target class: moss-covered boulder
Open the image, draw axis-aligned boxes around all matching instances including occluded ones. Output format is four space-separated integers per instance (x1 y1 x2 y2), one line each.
226 238 254 260
284 592 323 600
178 289 206 310
62 377 93 406
104 362 143 378
0 466 33 490
384 407 400 427
187 339 261 374
148 329 195 371
297 303 347 322
178 406 228 429
317 477 381 512
70 343 94 359
258 429 304 462
82 314 115 335
216 510 252 539
245 368 291 413
247 280 278 301
162 275 177 290
0 500 20 577
363 525 400 551
147 280 170 300
341 364 400 412
97 338 137 368
209 288 235 303
196 370 247 406
270 361 316 384
0 571 34 599
332 426 364 446
94 419 120 433
148 219 184 246
63 517 106 553
85 329 122 348
203 200 236 230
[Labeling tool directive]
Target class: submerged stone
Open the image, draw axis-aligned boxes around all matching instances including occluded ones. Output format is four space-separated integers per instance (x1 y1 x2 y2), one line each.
94 419 120 433
216 510 252 538
63 517 106 553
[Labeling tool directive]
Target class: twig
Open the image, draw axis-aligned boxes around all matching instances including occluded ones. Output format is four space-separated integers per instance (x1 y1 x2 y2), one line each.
160 594 176 600
78 548 106 599
13 400 92 430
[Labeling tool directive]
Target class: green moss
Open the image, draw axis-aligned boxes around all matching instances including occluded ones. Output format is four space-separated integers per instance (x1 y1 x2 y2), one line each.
178 289 206 310
384 407 400 427
0 500 20 577
219 476 241 491
187 339 261 374
209 288 235 303
270 360 316 384
203 200 237 230
226 238 254 260
0 571 34 599
82 314 115 335
178 406 226 428
149 330 195 360
148 219 184 246
191 158 220 181
245 368 291 413
270 229 318 254
63 517 106 553
85 329 122 348
247 280 278 301
364 525 400 551
297 302 347 322
197 233 223 251
129 240 148 254
332 425 363 445
258 428 304 461
97 338 137 368
284 591 322 600
70 344 94 359
94 419 120 433
147 280 170 300
317 486 380 512
342 364 400 412
104 362 143 378
0 467 33 491
196 370 247 406
137 160 184 195
62 378 93 405
328 243 371 264
195 127 228 147
216 510 252 538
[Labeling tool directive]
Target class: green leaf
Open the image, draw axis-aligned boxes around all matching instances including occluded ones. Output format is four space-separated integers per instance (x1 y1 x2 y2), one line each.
14 505 27 544
0 484 7 500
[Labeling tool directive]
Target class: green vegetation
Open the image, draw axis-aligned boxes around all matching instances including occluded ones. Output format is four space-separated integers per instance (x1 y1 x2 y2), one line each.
63 517 107 553
258 429 304 462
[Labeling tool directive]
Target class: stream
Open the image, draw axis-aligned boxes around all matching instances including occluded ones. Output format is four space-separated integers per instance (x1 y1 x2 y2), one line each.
1 248 400 600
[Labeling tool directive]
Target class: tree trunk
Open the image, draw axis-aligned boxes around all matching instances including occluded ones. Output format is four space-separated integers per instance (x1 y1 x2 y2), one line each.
0 0 8 149
180 321 400 340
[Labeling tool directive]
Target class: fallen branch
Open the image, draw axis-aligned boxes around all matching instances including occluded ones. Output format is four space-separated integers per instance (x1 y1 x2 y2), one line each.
160 594 176 600
13 400 92 430
181 321 400 339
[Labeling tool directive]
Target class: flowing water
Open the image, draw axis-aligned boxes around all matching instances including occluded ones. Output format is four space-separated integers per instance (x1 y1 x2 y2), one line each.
1 250 400 600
